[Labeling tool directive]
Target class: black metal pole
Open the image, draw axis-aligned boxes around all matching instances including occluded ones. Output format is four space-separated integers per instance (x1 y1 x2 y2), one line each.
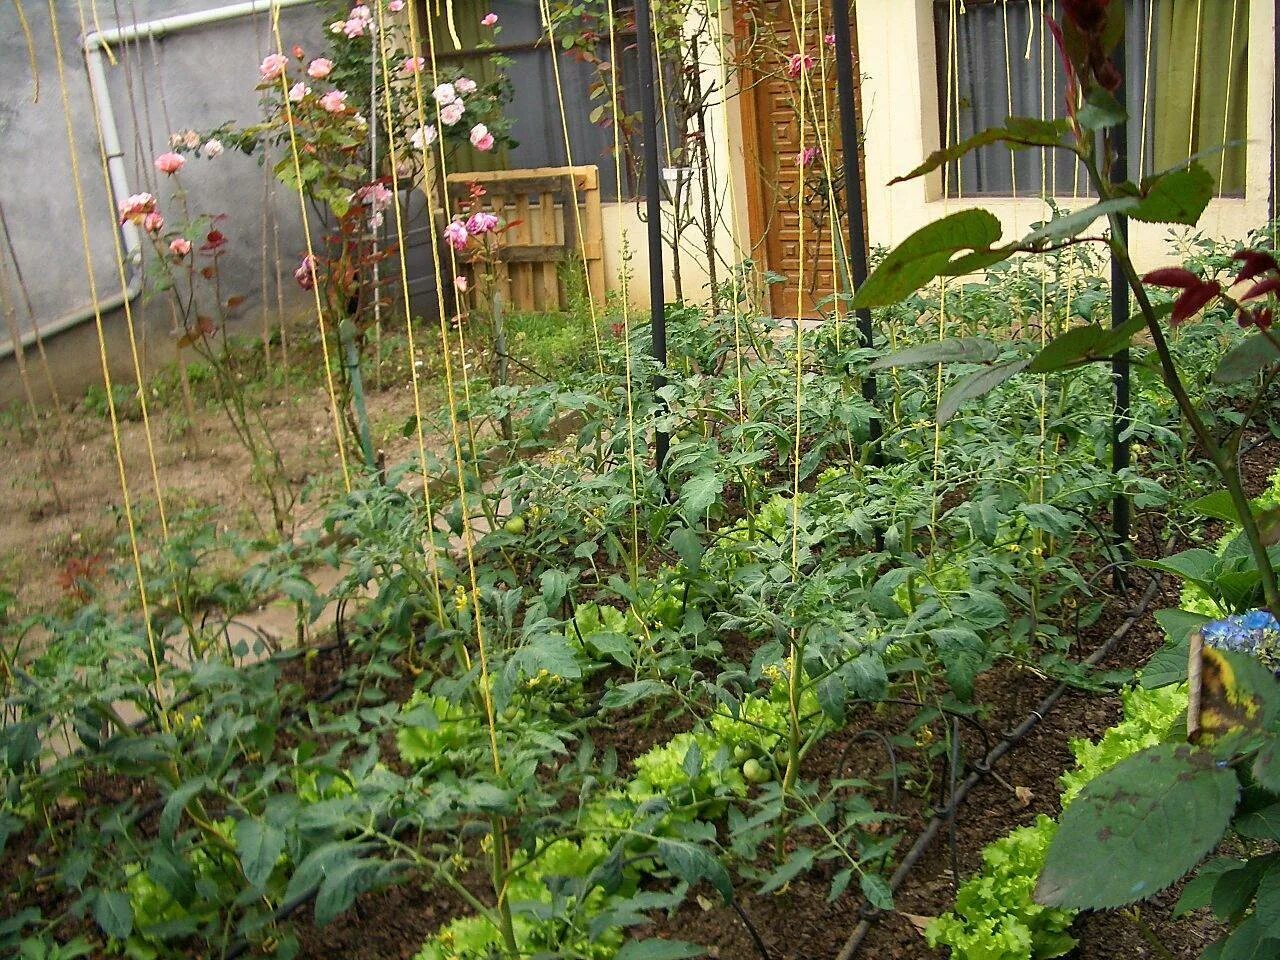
1111 29 1131 563
830 0 880 464
1272 0 1279 224
634 0 668 471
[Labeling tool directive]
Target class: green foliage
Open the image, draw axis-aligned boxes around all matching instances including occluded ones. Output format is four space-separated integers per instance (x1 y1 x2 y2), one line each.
925 816 1076 960
1060 684 1187 805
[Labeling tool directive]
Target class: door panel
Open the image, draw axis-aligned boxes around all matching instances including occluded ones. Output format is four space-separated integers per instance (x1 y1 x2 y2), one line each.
737 0 866 319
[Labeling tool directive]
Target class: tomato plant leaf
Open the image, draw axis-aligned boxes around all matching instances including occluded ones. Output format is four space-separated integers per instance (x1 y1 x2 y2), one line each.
868 336 998 371
237 818 286 890
92 889 133 940
936 359 1032 424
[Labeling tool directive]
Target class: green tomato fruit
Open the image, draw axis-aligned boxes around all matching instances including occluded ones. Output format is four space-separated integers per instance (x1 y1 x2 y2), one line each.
733 744 753 763
502 515 526 535
742 758 771 784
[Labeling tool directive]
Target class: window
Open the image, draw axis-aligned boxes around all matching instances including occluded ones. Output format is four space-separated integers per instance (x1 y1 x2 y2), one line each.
933 0 1249 197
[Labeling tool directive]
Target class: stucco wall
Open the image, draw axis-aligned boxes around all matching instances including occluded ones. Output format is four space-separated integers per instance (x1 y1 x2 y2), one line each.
853 0 1275 266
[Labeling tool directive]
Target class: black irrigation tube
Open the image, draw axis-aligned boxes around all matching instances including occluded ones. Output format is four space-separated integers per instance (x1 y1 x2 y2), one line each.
833 544 1169 960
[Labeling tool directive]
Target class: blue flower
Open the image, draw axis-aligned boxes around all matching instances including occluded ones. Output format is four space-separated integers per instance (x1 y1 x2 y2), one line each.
1202 609 1280 672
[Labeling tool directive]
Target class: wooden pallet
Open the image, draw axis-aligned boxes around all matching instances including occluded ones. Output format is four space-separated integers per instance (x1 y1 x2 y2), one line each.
444 166 605 313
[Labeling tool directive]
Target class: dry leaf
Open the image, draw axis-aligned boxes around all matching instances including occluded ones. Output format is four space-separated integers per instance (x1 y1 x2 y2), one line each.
1015 785 1034 807
901 913 935 936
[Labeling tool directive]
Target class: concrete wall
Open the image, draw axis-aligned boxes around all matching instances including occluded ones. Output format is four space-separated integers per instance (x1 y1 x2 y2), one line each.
0 0 439 407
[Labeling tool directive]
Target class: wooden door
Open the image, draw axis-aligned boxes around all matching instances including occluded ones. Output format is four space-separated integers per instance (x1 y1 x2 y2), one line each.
737 0 866 319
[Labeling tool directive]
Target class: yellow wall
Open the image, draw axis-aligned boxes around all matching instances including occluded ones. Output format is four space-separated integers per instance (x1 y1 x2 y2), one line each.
596 0 1276 311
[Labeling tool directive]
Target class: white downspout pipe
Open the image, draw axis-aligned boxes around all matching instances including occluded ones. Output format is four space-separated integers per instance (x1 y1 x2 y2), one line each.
2 0 315 360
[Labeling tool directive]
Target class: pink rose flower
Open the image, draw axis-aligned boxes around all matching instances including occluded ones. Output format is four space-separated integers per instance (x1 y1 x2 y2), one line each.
350 5 371 19
388 0 404 10
455 76 477 95
469 123 494 151
294 254 318 290
432 82 457 105
343 16 366 37
169 237 191 257
288 81 311 102
410 124 437 151
183 130 201 149
454 275 469 292
308 58 333 79
319 89 349 113
359 182 394 214
481 12 498 25
797 145 821 168
154 152 185 175
465 210 499 234
118 192 156 224
443 218 469 250
400 56 425 75
260 53 289 80
143 211 165 235
439 101 465 126
785 52 815 79
824 32 835 46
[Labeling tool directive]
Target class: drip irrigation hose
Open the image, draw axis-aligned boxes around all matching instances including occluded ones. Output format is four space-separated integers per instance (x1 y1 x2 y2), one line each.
833 542 1169 960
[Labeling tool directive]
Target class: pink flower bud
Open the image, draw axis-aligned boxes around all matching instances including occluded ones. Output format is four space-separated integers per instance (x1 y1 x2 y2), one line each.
454 275 469 292
169 237 192 257
400 56 425 75
481 12 498 25
308 58 334 79
143 212 165 235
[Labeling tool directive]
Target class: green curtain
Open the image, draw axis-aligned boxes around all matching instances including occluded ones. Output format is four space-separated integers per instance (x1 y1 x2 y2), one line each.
1151 0 1250 194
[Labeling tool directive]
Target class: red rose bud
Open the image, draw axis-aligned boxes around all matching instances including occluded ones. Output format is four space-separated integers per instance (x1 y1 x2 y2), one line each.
1095 58 1122 93
1143 267 1200 289
1240 276 1280 302
1171 280 1221 325
1063 0 1109 33
1232 249 1279 283
292 45 305 59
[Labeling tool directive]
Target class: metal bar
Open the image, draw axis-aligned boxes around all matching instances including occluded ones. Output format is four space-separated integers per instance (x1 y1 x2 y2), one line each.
830 0 880 464
1110 27 1131 562
633 0 667 470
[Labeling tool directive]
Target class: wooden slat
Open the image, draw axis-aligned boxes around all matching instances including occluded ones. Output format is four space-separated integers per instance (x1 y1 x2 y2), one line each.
584 180 605 301
538 191 558 309
513 193 534 308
